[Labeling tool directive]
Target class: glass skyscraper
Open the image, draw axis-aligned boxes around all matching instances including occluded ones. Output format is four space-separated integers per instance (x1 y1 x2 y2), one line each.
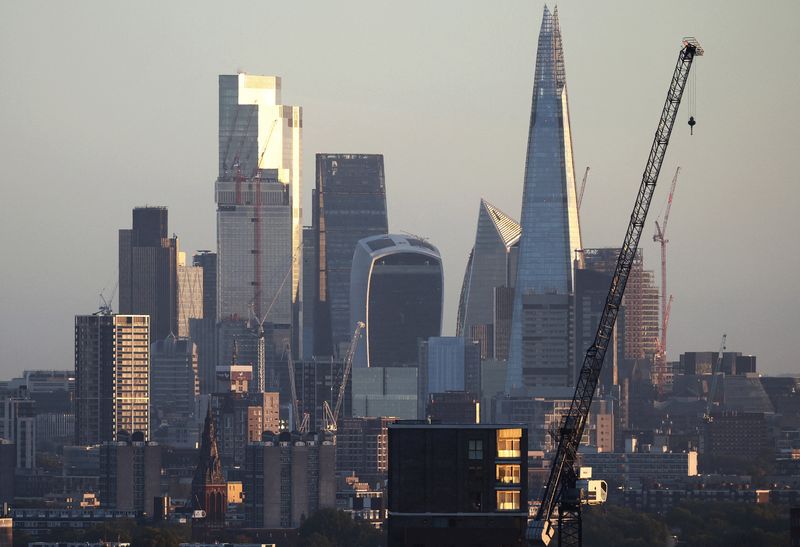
217 74 302 329
313 154 389 358
506 6 582 391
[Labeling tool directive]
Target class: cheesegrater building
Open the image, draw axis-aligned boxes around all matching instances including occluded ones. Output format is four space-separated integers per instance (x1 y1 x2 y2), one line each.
506 6 582 392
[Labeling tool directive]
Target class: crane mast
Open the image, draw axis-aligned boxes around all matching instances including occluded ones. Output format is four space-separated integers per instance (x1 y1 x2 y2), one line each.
323 322 365 432
705 334 727 419
529 38 703 546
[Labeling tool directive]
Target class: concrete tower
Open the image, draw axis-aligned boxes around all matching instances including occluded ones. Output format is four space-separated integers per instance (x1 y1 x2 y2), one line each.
506 6 582 391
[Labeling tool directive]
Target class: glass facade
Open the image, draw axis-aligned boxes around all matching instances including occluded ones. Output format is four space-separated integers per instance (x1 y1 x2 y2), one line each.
313 154 388 357
350 234 444 369
217 74 302 327
506 7 582 391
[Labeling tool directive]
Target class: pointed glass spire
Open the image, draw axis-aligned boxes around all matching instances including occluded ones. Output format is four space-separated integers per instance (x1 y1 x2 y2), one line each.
505 5 582 392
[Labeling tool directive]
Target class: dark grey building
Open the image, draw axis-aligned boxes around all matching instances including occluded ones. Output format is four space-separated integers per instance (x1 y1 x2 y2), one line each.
119 206 178 342
350 234 443 369
418 337 481 418
190 251 218 395
150 335 199 431
99 438 162 513
313 154 388 358
388 423 528 546
244 431 336 528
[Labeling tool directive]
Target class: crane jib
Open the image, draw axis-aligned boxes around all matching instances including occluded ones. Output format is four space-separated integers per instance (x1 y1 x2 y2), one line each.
528 40 701 546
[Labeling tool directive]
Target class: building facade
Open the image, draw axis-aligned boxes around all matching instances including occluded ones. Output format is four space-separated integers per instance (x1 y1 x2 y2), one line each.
456 199 520 360
217 74 302 338
244 432 336 528
506 6 582 393
313 154 389 358
99 439 162 513
118 206 177 342
387 423 528 546
74 313 150 443
176 252 203 338
190 251 218 395
335 416 394 486
150 335 199 432
417 337 481 418
350 234 443 369
0 395 36 469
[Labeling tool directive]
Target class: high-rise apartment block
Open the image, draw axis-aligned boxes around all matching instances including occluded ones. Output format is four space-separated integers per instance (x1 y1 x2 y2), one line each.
335 416 394 486
583 248 659 361
457 199 520 360
99 437 162 513
506 7 582 392
119 207 177 342
244 432 336 528
0 395 36 469
313 154 388 357
350 234 443 369
217 74 302 337
74 313 150 443
417 337 481 418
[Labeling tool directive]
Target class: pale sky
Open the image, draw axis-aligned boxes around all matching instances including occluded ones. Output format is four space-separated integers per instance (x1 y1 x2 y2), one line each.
1 1 798 378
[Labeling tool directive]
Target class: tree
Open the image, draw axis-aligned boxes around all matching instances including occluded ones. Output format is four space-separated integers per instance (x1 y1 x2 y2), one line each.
296 508 385 547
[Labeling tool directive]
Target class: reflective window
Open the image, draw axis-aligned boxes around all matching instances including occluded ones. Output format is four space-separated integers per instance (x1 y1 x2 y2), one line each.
496 490 520 510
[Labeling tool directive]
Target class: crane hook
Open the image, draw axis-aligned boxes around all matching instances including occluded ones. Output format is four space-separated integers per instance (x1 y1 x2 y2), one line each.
688 116 696 135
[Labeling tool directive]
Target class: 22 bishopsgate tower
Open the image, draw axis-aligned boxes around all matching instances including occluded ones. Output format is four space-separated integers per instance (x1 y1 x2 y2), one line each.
506 7 582 392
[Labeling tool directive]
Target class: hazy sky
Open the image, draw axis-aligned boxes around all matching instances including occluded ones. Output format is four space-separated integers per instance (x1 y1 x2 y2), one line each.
1 1 798 378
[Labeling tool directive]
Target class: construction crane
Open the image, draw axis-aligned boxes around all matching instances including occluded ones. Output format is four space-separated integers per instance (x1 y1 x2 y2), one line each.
652 166 681 390
323 322 366 433
652 294 673 394
283 345 309 433
705 334 727 420
528 38 703 546
577 166 590 210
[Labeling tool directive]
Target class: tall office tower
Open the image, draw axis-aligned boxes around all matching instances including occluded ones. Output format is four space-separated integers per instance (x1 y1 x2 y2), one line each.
350 234 443 368
216 172 292 325
417 337 481 418
217 74 302 337
74 313 150 443
176 252 203 338
119 207 178 342
0 395 36 469
150 335 199 429
583 248 660 360
313 154 389 357
190 251 218 394
506 7 582 392
301 227 316 360
243 431 336 529
99 436 162 512
456 199 520 360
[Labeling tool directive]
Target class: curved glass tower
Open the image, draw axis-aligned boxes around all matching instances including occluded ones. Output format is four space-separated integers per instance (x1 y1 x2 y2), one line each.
506 6 582 392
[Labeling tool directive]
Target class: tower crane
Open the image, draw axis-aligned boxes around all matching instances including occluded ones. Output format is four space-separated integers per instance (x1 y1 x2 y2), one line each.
323 322 366 433
705 334 727 420
577 166 590 210
528 38 703 546
652 166 681 390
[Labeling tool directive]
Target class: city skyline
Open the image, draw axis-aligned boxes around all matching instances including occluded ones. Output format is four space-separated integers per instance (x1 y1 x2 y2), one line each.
1 1 798 377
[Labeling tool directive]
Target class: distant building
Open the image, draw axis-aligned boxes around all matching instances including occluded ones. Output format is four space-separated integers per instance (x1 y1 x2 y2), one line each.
212 364 280 467
74 313 150 443
505 6 582 394
583 247 659 361
456 199 520 360
679 350 757 376
313 154 389 358
417 337 481 418
350 234 443 369
352 367 418 420
579 450 698 487
177 252 204 338
216 74 301 339
150 335 199 438
244 432 336 528
118 206 178 342
705 411 770 472
301 227 316 360
427 392 480 424
388 423 528 546
99 437 162 513
190 251 218 395
0 395 35 468
335 416 395 486
0 440 14 504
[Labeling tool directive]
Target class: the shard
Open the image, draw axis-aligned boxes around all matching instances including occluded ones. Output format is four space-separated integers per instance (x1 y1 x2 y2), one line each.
505 6 582 392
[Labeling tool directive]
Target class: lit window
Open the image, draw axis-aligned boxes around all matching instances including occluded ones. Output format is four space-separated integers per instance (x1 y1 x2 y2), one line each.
496 464 521 484
497 429 522 458
468 439 483 460
496 490 520 510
